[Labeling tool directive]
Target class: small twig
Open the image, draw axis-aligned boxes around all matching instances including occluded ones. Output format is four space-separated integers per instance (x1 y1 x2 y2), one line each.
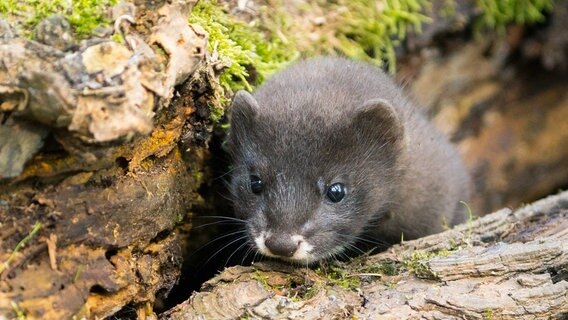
46 233 58 271
351 273 384 278
74 265 84 283
0 222 42 275
460 201 474 247
11 301 26 320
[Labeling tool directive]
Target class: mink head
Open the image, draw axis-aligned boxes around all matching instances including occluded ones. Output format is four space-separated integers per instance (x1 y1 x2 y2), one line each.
227 87 405 263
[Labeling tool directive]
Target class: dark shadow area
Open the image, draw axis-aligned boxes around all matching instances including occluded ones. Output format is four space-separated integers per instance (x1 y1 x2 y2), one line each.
158 123 258 312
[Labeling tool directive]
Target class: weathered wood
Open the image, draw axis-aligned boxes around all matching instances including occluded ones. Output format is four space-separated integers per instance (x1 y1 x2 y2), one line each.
0 1 213 318
162 191 568 319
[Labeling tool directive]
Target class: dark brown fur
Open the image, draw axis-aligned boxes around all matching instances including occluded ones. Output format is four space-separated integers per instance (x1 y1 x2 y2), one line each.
227 57 470 262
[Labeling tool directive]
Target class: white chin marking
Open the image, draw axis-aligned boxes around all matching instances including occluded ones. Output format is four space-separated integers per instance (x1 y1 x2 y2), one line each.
254 231 277 258
254 232 316 262
291 235 314 261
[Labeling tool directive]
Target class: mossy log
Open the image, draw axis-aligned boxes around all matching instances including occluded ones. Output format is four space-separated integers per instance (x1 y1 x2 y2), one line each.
162 191 568 319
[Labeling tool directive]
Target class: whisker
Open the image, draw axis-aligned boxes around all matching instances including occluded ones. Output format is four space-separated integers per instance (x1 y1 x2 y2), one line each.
345 242 365 255
216 191 235 203
336 250 349 262
203 235 249 266
241 243 255 265
196 215 246 223
225 240 250 267
212 164 246 182
252 250 260 264
191 229 248 257
192 220 245 230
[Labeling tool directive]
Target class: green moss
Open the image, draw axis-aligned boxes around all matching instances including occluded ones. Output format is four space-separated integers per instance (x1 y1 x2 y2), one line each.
475 0 553 32
189 0 298 94
250 270 320 301
284 280 320 302
251 270 271 290
364 262 401 276
0 0 117 39
440 0 458 17
0 222 42 274
209 100 226 124
302 284 320 300
73 265 84 283
460 200 475 247
239 313 252 320
333 0 431 73
401 249 454 279
111 33 124 44
316 264 361 290
301 0 554 71
191 0 556 87
11 301 26 320
485 307 493 320
191 167 204 186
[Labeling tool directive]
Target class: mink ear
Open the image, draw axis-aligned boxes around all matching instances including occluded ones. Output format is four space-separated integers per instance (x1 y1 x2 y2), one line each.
228 90 260 150
352 98 404 146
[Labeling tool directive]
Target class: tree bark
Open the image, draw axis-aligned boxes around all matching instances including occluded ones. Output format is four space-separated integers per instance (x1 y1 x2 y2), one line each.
0 1 215 318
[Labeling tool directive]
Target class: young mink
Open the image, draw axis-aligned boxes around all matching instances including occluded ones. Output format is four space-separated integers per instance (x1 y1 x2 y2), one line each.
227 57 470 263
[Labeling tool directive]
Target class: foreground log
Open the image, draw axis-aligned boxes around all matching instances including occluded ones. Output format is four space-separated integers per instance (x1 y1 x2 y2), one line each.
163 191 568 319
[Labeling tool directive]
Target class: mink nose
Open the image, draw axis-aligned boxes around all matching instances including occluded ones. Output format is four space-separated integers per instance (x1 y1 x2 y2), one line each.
265 235 300 257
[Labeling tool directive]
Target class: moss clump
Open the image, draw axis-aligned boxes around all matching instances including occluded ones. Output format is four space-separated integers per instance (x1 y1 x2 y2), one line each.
475 0 554 32
111 33 123 44
239 314 252 320
332 0 431 73
316 264 361 290
189 0 298 94
10 301 25 320
251 270 272 291
282 279 320 302
0 0 117 39
364 261 401 276
188 0 556 121
401 250 454 279
301 283 320 300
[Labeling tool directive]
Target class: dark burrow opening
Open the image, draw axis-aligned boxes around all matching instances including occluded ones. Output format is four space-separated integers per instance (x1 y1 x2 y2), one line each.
157 124 258 312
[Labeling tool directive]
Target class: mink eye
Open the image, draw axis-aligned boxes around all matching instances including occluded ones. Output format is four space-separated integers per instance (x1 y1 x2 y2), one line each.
250 175 263 194
326 183 345 203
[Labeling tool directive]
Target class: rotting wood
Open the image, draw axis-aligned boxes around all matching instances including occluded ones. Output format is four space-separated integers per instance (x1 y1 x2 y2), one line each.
0 0 214 318
0 0 206 178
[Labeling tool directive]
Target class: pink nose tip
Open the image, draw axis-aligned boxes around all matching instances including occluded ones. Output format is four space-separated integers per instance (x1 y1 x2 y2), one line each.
264 235 300 257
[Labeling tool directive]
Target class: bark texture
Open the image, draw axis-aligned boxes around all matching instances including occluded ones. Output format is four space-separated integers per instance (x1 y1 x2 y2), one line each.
0 0 217 318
